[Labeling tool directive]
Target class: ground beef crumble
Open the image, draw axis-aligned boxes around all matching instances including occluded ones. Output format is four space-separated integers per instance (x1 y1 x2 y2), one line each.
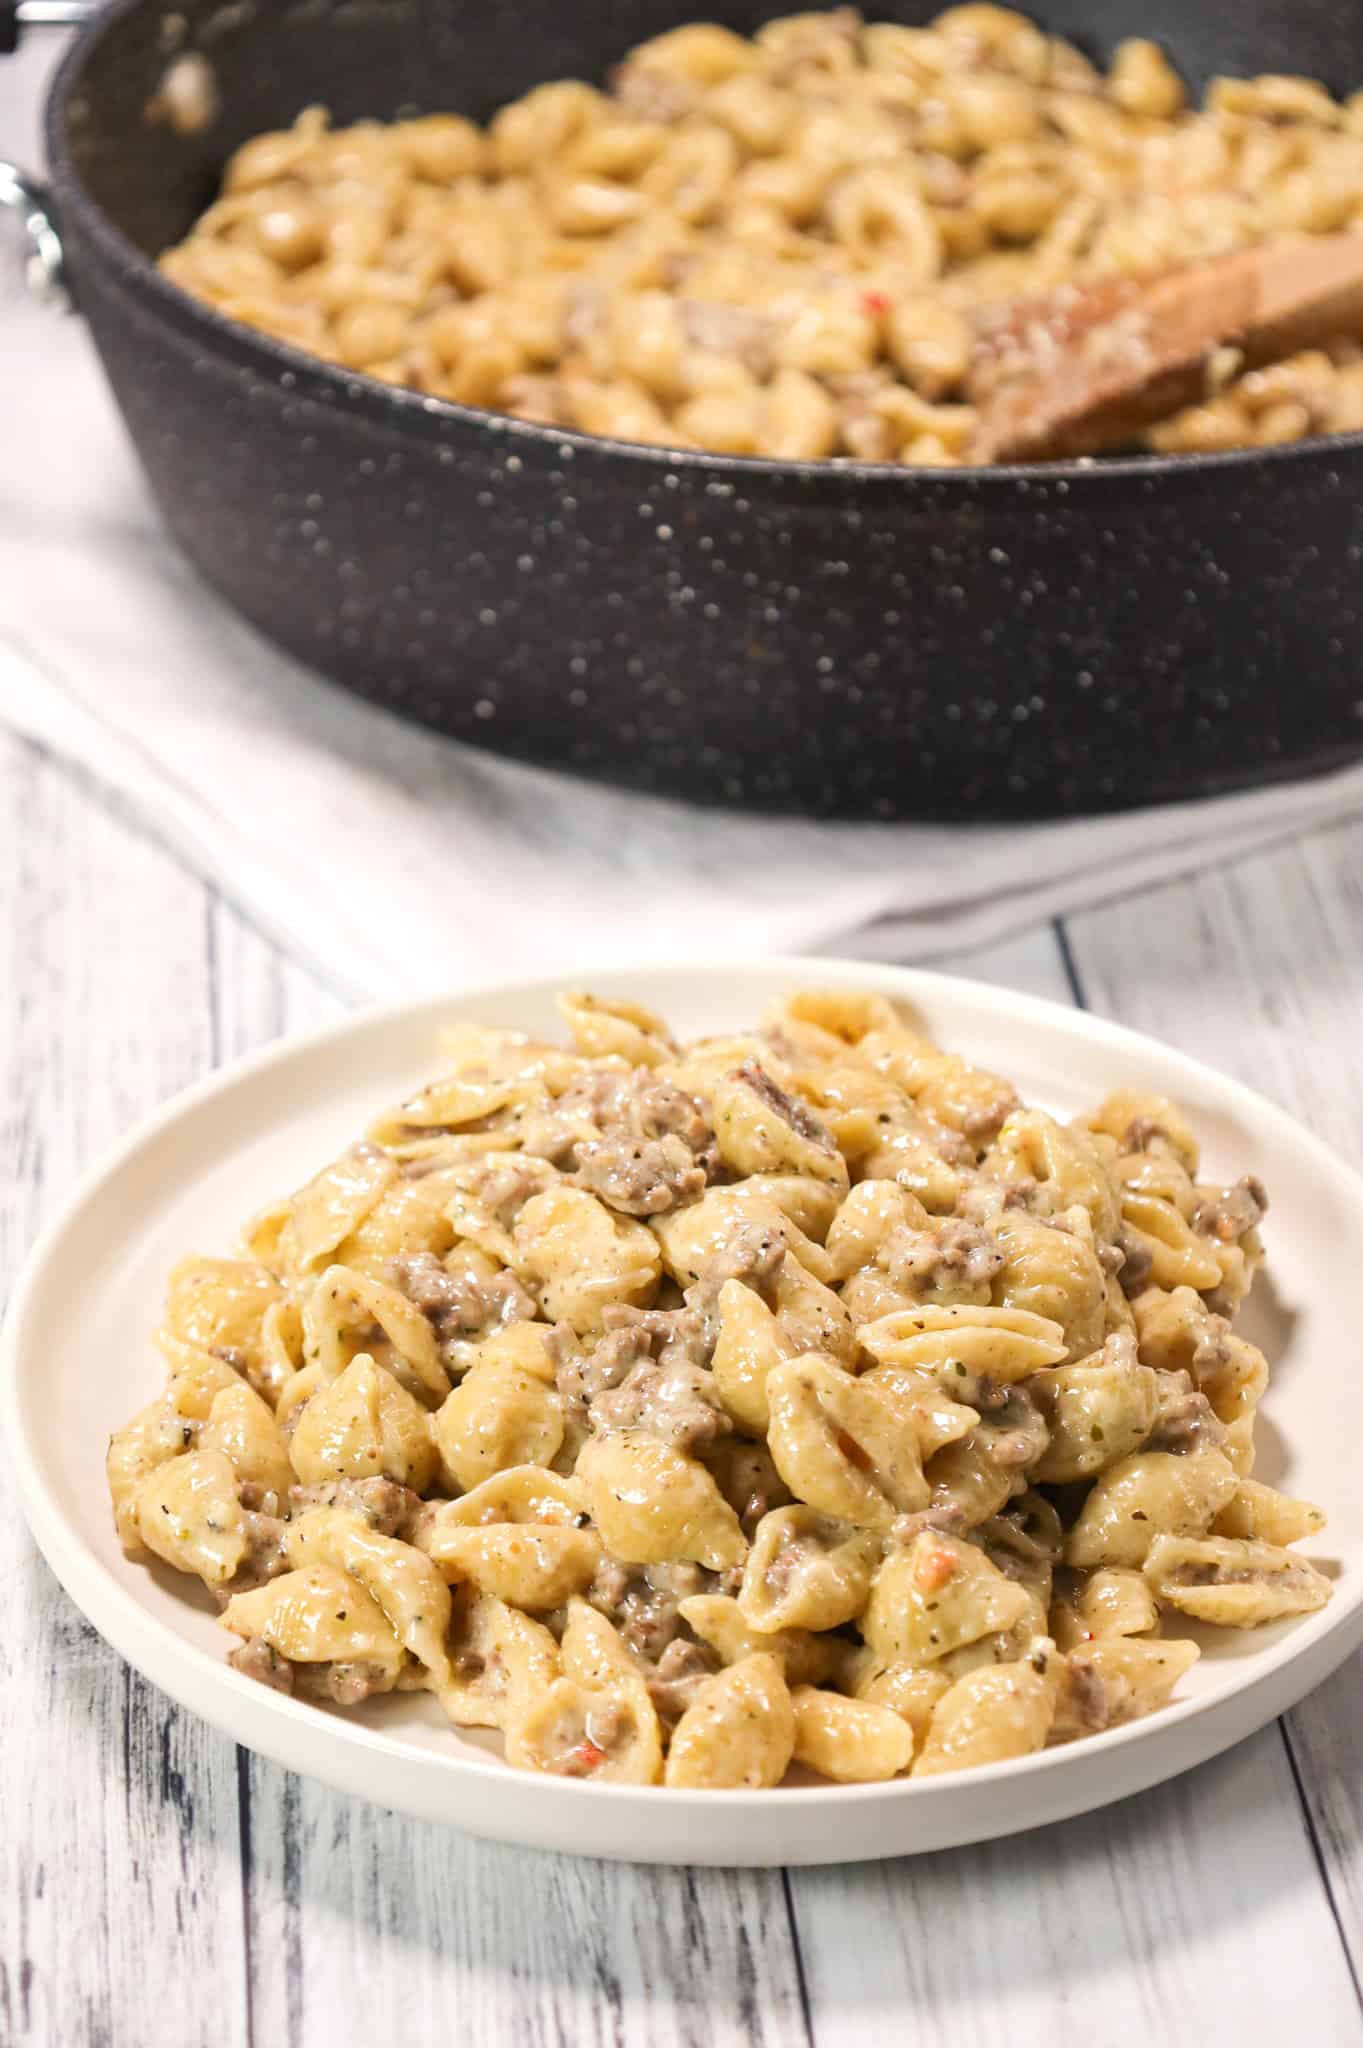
889 1503 969 1545
681 1221 786 1347
981 1387 1049 1468
519 1068 718 1181
1193 1175 1269 1245
563 1303 727 1451
390 1250 535 1351
572 1132 707 1216
295 1660 399 1706
588 1558 709 1663
881 1216 1005 1299
1061 1651 1111 1733
288 1477 426 1539
1146 1370 1229 1455
1116 1228 1155 1293
646 1638 720 1719
229 1636 294 1694
1190 1315 1235 1379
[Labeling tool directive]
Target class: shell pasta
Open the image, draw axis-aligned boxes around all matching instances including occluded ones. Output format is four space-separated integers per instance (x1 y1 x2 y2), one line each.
161 7 1363 463
107 987 1330 1787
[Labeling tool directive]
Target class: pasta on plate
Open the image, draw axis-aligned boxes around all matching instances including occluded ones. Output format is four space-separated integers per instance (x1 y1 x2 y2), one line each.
107 988 1332 1789
161 6 1363 463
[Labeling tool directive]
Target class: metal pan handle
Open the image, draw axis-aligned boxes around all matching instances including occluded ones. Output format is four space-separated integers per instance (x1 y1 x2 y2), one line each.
0 160 69 306
1 1 87 303
2 0 93 54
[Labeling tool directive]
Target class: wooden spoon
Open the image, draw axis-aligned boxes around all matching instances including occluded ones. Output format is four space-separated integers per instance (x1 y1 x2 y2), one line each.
967 234 1363 463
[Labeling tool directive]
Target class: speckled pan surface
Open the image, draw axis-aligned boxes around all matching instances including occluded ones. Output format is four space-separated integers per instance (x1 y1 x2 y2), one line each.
41 0 1363 816
5 960 1363 1864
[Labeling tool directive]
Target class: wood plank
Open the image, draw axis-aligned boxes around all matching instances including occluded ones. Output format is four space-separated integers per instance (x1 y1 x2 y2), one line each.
931 919 1076 1006
1064 823 1363 1994
209 896 347 1062
1063 830 1363 1146
0 736 249 2048
244 1778 811 2048
792 1731 1363 2048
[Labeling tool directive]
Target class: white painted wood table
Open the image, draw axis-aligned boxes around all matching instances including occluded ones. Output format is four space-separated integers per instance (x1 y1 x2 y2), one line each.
4 733 1363 2046
5 36 1363 2048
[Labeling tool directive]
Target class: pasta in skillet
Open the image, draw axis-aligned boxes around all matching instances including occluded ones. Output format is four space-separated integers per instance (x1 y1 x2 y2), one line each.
161 6 1363 464
107 988 1331 1787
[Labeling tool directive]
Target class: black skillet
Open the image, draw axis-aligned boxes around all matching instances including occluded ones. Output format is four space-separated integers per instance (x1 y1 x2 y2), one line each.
5 0 1363 819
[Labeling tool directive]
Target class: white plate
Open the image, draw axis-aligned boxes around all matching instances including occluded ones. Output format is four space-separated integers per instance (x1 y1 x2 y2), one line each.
5 959 1362 1866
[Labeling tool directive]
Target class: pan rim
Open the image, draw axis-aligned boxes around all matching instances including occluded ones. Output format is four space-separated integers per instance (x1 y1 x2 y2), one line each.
42 0 1363 488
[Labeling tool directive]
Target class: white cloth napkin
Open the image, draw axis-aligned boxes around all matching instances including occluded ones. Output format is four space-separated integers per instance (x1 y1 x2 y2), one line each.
6 37 1363 1002
9 290 1363 1004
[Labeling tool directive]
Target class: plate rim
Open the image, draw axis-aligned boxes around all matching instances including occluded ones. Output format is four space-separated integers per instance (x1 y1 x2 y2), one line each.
6 955 1363 1848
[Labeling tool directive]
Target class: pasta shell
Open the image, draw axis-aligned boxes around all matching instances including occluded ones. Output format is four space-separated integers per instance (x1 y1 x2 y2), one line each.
576 1432 747 1569
557 990 675 1068
434 1361 564 1491
665 1654 795 1789
437 1586 561 1731
303 1263 448 1406
1213 1479 1326 1546
858 1303 1067 1380
711 1061 849 1189
790 1685 916 1782
678 1593 839 1685
860 1532 1032 1666
1064 1450 1239 1569
223 1562 404 1675
199 1380 294 1499
134 1449 246 1585
739 1505 882 1632
765 1353 931 1526
914 1641 1061 1774
1144 1534 1333 1626
286 1504 453 1682
513 1186 661 1332
1029 1343 1159 1482
418 1522 602 1609
287 1352 439 1492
